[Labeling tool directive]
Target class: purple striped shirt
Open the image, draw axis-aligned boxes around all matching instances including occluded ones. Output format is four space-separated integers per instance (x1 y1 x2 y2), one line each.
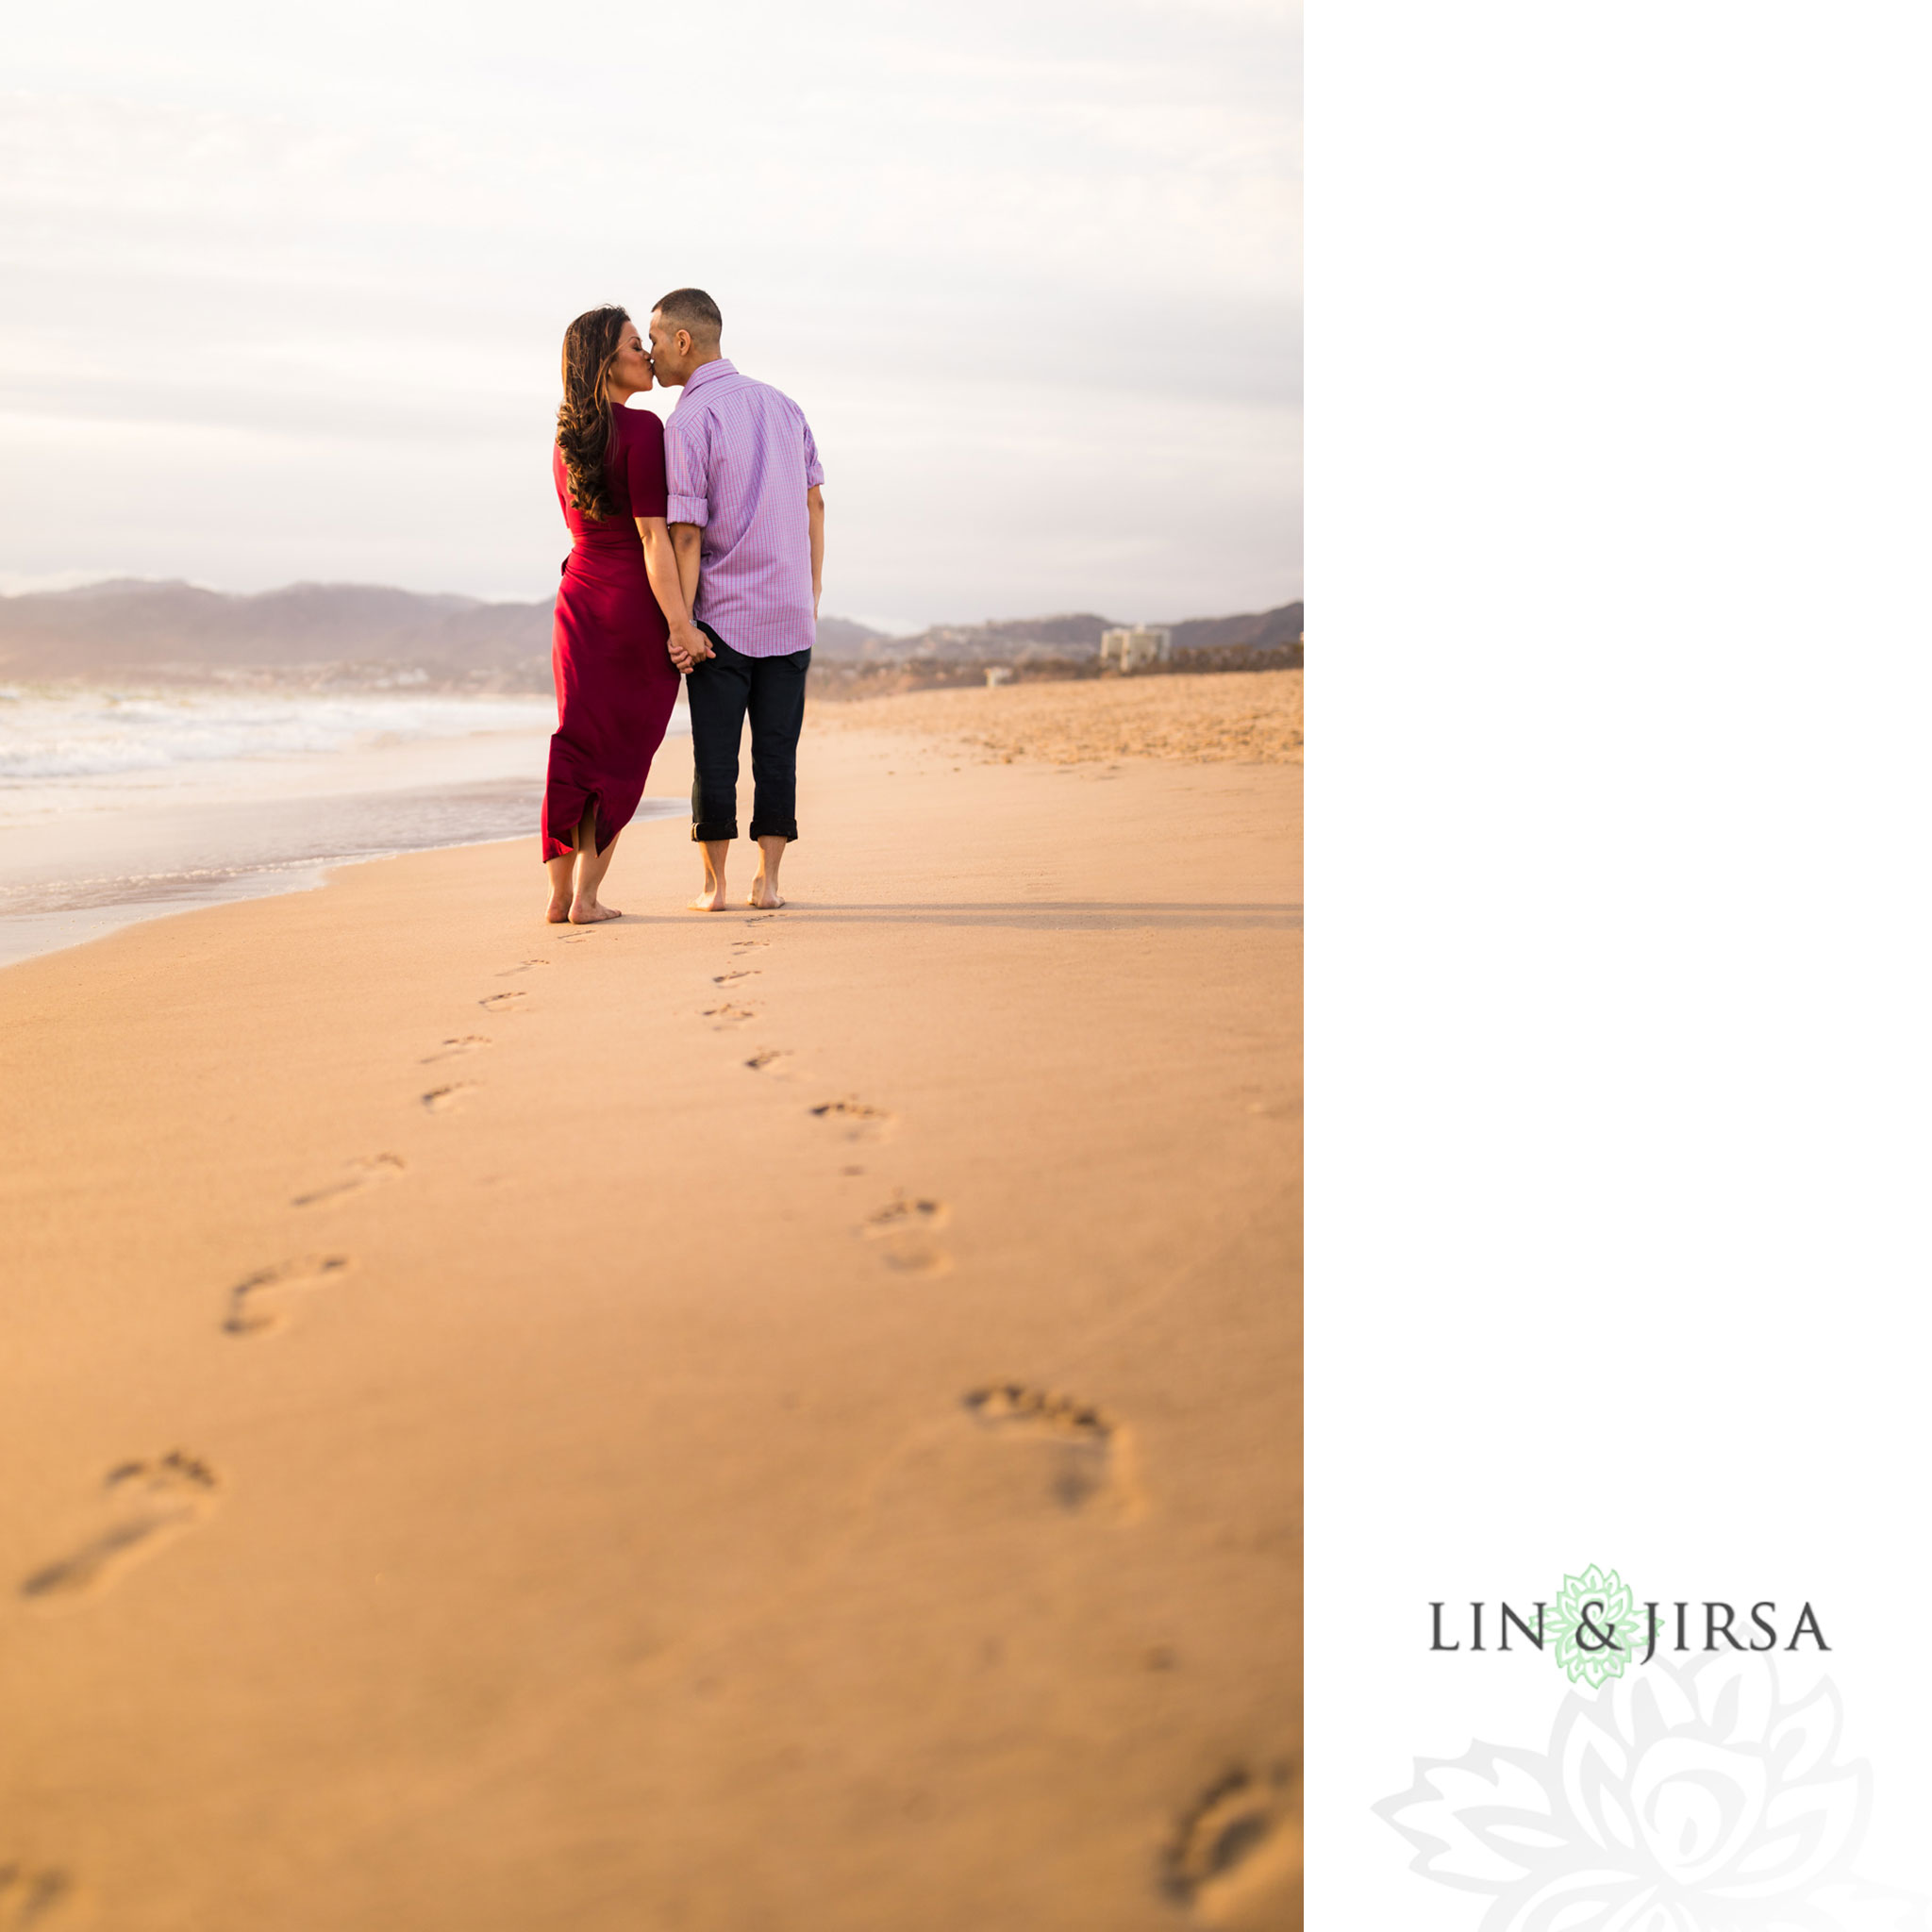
663 358 824 659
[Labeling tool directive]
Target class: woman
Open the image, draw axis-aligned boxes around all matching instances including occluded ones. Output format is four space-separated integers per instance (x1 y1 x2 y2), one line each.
543 306 705 922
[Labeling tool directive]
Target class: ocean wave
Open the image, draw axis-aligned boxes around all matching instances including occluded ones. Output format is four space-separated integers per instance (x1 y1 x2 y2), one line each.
0 689 559 784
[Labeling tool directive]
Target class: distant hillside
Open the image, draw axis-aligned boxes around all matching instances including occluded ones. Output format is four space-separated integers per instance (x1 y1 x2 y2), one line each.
1170 602 1303 653
0 580 1300 685
0 579 550 680
811 615 891 658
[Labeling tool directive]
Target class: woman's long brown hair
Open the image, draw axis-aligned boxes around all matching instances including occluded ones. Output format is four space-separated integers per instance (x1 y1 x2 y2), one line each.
556 306 630 521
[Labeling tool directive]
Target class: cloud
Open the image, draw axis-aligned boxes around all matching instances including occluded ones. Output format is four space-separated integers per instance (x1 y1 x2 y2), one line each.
0 0 1299 620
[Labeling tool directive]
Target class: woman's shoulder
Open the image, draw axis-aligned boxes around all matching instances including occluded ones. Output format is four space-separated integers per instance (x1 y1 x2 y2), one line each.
615 404 665 443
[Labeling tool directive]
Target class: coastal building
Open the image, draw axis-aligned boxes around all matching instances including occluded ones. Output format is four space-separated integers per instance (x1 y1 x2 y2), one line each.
1098 625 1172 673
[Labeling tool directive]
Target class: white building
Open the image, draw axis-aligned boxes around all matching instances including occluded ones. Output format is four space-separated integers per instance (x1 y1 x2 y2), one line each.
1098 625 1173 673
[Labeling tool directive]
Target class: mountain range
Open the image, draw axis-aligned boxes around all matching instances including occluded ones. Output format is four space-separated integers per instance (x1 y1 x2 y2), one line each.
0 579 1302 685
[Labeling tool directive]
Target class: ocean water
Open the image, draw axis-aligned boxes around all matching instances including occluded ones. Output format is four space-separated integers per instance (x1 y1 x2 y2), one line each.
0 684 688 967
0 689 551 801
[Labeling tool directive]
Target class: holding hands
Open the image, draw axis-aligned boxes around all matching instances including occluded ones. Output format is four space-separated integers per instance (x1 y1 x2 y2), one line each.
668 620 712 675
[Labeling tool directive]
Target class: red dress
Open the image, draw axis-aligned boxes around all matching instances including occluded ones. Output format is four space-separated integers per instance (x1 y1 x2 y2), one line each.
542 407 680 860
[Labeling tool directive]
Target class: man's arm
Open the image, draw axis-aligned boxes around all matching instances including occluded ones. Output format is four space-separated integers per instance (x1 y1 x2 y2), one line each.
807 485 824 621
663 408 711 661
637 517 706 673
671 524 706 649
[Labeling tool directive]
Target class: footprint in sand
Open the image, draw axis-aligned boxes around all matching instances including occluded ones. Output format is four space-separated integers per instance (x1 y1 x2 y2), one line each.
704 1003 758 1027
21 1453 222 1607
963 1384 1138 1512
422 1082 475 1114
879 1242 950 1276
808 1097 896 1141
729 940 771 955
861 1193 950 1237
1159 1762 1301 1926
497 958 550 976
421 1035 491 1065
479 991 526 1013
743 1048 792 1073
0 1862 75 1928
711 969 760 985
861 1194 952 1274
291 1154 405 1208
224 1254 349 1336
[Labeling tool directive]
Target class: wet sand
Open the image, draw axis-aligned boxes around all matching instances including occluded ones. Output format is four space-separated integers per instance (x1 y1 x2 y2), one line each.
0 688 1301 1931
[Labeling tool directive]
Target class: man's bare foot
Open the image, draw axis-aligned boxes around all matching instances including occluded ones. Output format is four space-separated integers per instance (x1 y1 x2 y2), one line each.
746 881 786 909
689 881 729 912
570 900 622 924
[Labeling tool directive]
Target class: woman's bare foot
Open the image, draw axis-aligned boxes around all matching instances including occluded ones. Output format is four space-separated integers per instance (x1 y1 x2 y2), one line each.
746 881 786 909
546 892 572 923
570 899 622 924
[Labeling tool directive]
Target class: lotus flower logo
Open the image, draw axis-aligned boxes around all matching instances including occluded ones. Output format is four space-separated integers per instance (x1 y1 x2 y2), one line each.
1552 1563 1643 1688
1376 1650 1923 1929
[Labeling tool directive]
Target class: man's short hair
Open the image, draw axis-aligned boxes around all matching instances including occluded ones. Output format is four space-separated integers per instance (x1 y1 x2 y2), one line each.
653 288 723 341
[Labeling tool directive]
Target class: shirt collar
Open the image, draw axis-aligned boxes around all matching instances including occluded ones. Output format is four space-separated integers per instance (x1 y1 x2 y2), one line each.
683 358 737 393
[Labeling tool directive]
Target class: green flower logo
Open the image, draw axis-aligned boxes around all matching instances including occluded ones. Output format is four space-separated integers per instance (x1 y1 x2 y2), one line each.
1551 1564 1641 1688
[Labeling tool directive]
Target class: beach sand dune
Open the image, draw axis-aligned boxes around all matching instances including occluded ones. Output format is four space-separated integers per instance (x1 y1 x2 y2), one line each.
0 690 1301 1930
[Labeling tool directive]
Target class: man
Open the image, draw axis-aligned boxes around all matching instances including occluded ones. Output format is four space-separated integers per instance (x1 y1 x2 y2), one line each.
649 288 825 912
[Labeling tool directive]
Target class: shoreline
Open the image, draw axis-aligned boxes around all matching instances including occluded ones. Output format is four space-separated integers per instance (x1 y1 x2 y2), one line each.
0 802 681 973
0 710 614 971
0 694 1301 1929
0 691 574 969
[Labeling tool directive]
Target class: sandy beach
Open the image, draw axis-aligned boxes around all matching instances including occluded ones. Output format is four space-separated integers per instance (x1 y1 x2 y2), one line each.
0 679 1301 1930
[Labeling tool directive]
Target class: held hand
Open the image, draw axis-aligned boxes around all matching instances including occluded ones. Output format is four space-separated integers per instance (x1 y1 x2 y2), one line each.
669 621 710 673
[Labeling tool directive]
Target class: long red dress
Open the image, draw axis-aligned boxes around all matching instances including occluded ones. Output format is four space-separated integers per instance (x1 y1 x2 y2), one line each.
541 407 680 860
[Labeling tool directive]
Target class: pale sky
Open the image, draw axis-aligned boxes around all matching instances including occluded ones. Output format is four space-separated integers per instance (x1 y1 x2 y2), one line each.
1 0 1299 632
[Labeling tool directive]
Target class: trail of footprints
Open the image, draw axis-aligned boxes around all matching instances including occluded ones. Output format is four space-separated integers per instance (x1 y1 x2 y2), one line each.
20 929 533 1627
19 946 535 1612
13 917 1225 1921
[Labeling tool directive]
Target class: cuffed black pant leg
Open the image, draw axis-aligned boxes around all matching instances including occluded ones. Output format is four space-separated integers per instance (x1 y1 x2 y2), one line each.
687 628 811 843
687 630 751 841
747 647 811 842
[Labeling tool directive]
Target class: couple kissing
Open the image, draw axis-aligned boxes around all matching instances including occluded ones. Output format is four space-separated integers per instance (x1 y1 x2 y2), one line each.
542 287 825 921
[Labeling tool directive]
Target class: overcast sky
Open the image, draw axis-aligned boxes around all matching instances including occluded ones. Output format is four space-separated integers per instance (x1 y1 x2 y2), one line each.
1 0 1298 632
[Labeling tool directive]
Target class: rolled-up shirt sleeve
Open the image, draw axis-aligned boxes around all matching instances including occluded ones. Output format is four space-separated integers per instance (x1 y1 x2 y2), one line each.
802 415 825 489
664 410 709 526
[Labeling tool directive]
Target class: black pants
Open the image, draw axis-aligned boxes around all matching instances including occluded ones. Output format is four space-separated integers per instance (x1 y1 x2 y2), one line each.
687 625 811 843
